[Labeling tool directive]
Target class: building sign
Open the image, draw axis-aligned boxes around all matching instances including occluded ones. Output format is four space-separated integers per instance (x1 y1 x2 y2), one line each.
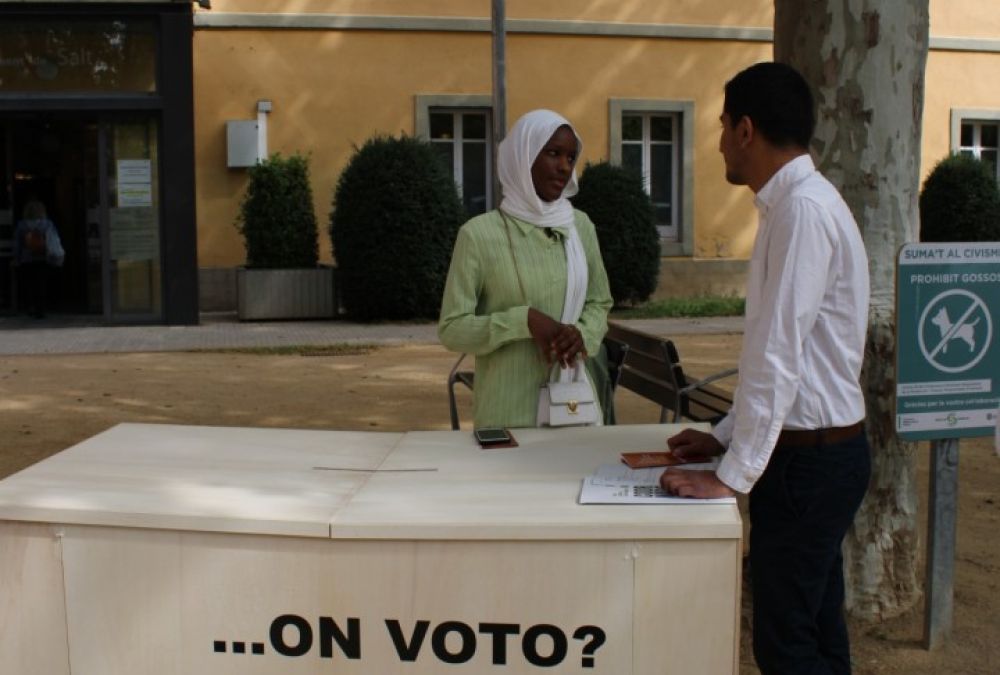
109 207 158 261
896 243 1000 440
117 159 154 207
0 19 156 93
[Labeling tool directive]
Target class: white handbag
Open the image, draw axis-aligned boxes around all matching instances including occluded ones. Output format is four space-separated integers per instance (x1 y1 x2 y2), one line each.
536 363 599 427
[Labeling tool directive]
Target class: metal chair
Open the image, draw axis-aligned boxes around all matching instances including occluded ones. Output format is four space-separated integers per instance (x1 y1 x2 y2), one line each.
446 353 476 431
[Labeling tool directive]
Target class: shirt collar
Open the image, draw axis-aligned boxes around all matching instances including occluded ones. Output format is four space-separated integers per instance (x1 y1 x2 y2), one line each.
754 153 815 215
504 211 568 239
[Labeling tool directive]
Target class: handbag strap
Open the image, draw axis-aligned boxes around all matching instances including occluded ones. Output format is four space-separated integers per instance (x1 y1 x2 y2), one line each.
498 210 529 306
548 360 585 383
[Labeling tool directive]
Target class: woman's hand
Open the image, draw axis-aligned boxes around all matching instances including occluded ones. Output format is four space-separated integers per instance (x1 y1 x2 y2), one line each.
527 308 587 367
550 324 586 367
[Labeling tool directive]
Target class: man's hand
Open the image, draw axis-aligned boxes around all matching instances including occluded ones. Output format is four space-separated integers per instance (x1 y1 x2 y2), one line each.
666 428 724 459
660 469 735 499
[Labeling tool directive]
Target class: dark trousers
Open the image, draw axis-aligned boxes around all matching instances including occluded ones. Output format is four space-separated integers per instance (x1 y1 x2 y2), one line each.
749 432 871 675
18 261 48 316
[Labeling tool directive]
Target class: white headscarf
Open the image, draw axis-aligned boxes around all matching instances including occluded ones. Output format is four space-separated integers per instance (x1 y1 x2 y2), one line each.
497 110 589 329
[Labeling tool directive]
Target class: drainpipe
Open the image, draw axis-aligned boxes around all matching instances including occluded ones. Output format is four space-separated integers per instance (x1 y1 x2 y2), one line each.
491 0 506 205
256 100 271 163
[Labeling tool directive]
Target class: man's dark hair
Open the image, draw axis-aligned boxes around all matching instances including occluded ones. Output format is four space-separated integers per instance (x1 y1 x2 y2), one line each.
723 62 815 149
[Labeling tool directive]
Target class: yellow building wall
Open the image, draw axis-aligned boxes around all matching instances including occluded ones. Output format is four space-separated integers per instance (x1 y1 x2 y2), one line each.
194 29 493 266
503 35 768 259
929 0 1000 39
923 49 1000 178
923 0 1000 192
193 1 1000 270
194 26 769 267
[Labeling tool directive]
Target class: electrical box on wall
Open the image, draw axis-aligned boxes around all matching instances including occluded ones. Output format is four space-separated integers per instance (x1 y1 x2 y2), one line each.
226 120 259 168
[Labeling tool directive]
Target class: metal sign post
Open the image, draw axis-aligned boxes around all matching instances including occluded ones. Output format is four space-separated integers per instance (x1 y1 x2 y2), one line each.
895 242 1000 649
925 437 959 649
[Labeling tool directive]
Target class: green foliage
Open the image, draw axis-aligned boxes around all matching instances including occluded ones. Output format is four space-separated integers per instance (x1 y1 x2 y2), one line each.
612 295 745 319
330 135 465 320
919 154 1000 242
236 153 319 268
571 161 660 306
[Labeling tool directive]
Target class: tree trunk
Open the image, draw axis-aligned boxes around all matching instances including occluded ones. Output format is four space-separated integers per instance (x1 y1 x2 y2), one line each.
773 1 929 620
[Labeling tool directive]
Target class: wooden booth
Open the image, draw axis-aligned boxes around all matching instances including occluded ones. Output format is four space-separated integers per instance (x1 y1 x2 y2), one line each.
0 423 742 674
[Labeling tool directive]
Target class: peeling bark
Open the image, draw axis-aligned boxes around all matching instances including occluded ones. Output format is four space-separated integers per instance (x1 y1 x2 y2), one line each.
774 0 930 621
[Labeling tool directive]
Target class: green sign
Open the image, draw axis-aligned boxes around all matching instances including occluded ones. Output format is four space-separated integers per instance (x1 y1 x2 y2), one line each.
896 243 1000 440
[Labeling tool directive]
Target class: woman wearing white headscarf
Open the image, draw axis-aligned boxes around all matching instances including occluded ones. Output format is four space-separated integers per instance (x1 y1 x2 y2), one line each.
439 109 613 429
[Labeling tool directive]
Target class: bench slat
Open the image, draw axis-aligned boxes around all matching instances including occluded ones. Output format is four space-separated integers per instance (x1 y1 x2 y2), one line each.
608 321 735 423
607 324 667 356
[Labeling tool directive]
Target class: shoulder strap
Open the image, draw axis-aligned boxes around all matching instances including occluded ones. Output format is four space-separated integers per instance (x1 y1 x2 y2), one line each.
498 210 528 306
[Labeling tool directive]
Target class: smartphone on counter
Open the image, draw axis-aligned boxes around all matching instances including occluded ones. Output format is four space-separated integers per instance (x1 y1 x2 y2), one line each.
474 427 513 447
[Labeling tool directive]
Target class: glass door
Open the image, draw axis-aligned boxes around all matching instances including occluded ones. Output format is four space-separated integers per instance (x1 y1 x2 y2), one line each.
0 123 11 312
103 117 162 322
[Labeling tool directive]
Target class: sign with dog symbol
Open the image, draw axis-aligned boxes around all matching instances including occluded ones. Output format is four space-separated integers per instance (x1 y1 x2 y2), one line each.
896 243 1000 440
918 289 992 373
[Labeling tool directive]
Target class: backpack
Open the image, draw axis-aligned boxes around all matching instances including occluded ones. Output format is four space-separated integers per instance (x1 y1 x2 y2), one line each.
24 228 46 256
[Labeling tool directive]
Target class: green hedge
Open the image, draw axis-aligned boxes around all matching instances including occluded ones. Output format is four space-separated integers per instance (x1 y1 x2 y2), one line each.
571 161 660 306
330 135 466 320
235 153 319 269
920 154 1000 242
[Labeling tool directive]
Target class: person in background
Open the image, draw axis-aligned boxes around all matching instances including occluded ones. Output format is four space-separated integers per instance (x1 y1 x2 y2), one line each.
13 199 64 319
438 109 613 429
660 62 871 675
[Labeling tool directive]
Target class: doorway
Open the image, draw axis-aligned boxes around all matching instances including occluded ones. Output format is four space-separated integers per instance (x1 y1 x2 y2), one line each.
0 114 162 322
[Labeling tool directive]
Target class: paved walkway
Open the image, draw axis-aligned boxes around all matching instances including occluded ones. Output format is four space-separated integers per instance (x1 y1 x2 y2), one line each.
0 312 743 355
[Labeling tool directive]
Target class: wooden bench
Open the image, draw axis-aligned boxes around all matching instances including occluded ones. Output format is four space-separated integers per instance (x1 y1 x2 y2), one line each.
606 321 737 424
447 336 630 431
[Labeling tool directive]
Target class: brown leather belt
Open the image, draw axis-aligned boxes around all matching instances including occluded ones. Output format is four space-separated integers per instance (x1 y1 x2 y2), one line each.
775 421 865 450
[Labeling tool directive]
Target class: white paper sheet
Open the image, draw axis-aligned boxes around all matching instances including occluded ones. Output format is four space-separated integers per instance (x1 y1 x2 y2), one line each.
578 462 736 505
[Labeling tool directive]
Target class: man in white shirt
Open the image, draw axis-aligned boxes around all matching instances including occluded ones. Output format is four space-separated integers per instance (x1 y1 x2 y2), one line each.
660 62 871 675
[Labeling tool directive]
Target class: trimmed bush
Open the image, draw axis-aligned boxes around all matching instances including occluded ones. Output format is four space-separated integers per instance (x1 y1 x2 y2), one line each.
920 154 1000 242
331 135 465 320
236 153 319 268
571 161 660 306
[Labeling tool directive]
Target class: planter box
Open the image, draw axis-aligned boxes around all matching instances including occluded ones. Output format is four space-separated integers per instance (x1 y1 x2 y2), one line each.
236 266 335 320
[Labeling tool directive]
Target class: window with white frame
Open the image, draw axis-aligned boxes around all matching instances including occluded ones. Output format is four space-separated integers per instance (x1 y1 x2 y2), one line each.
621 112 680 241
428 109 492 216
609 99 694 257
958 120 1000 182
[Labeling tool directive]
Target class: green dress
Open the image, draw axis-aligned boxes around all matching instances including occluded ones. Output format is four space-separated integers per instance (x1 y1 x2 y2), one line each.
438 209 613 429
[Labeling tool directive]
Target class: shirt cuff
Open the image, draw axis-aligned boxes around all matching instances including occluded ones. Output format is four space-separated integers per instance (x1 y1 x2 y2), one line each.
507 305 532 340
711 413 734 447
715 452 757 494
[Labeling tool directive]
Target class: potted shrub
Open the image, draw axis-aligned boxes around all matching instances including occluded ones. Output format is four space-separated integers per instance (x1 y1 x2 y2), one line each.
330 135 465 320
920 154 1000 242
235 153 335 320
572 161 660 306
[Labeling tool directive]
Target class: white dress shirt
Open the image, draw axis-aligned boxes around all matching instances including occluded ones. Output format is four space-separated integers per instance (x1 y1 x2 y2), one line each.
714 154 869 493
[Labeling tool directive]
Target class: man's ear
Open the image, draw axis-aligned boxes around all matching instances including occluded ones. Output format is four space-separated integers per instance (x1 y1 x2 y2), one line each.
737 115 754 148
